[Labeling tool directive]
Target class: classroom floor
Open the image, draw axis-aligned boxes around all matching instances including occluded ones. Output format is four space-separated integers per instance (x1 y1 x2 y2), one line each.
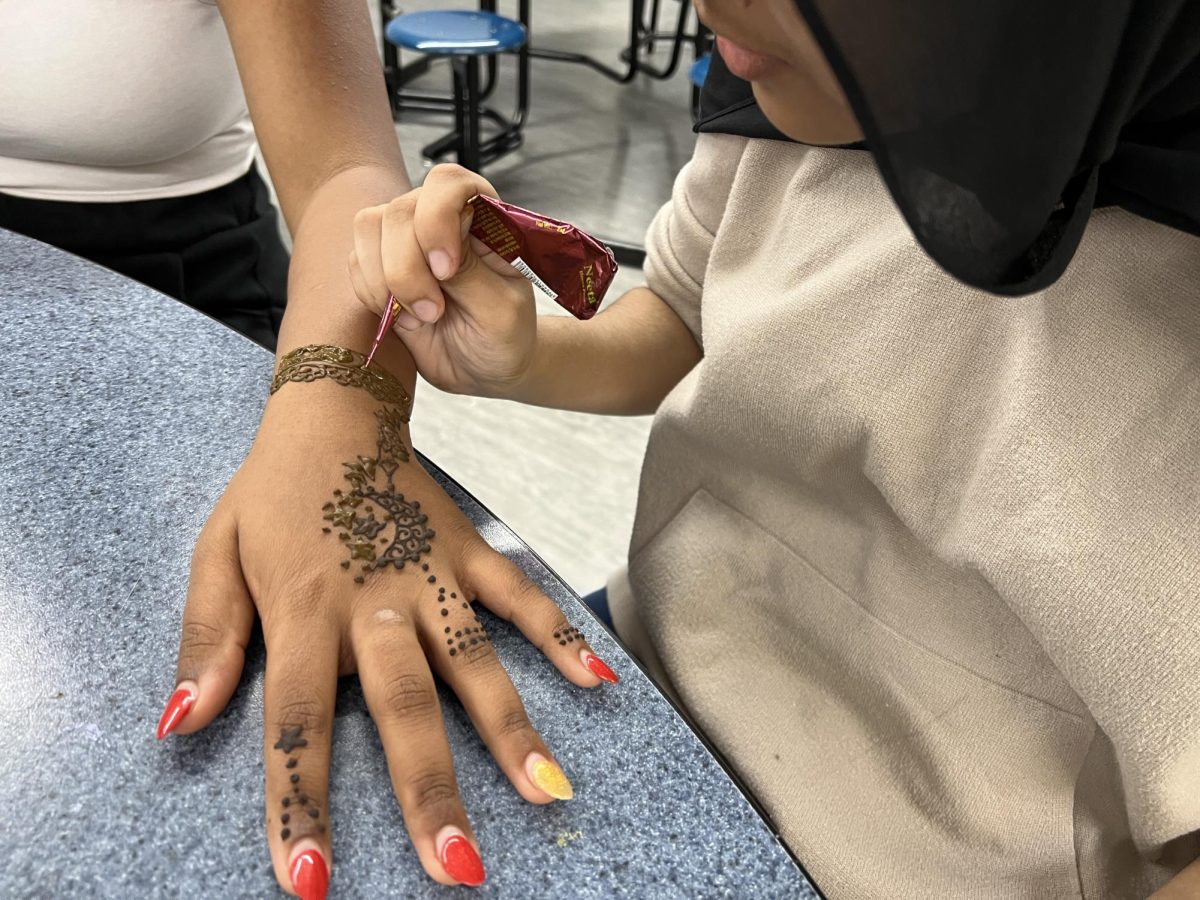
373 1 700 593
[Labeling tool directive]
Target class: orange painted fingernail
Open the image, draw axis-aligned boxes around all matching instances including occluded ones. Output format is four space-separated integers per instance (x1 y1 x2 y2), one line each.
526 752 574 801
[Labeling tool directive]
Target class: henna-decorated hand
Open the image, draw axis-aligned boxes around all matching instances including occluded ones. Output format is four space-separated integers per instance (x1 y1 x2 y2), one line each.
158 347 618 898
348 165 540 399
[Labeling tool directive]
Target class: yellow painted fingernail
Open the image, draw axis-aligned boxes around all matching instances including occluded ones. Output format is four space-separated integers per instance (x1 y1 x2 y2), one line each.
527 753 574 801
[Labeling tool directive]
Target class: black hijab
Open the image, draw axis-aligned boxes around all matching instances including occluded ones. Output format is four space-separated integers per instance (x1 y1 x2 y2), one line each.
698 1 1200 296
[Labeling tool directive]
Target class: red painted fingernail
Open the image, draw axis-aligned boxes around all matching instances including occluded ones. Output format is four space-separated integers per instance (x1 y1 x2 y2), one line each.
290 847 329 900
440 830 486 887
581 650 619 685
155 684 196 740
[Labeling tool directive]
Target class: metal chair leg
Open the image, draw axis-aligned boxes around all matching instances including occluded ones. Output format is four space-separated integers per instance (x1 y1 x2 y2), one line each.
461 56 482 172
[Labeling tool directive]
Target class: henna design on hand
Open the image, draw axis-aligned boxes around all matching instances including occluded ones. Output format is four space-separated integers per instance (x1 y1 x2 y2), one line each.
554 626 583 646
272 344 440 582
274 726 308 753
270 344 412 413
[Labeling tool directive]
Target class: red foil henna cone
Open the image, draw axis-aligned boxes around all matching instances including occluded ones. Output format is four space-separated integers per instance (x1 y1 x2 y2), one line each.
440 833 486 887
155 685 196 739
467 195 618 320
290 848 329 900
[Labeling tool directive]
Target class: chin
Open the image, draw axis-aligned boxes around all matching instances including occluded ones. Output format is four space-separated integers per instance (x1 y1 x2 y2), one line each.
753 82 864 145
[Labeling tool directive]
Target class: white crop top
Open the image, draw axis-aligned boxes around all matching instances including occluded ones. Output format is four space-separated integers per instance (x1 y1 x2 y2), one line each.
0 0 255 202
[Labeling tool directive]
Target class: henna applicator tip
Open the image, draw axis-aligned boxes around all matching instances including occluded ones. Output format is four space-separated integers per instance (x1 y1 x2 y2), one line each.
364 294 402 368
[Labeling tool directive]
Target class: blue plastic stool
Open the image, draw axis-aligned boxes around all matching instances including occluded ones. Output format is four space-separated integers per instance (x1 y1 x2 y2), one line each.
386 11 528 172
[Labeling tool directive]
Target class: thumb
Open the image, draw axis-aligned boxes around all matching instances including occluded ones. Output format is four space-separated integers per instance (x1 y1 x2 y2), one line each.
157 510 255 739
432 233 533 323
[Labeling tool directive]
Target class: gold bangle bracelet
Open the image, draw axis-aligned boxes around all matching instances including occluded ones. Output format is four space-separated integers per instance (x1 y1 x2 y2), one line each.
270 344 412 419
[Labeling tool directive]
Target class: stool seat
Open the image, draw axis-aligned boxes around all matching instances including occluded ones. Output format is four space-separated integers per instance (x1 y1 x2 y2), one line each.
386 11 526 56
689 53 711 89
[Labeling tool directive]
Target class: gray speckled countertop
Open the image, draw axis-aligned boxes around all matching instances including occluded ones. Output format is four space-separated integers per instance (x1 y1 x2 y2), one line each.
0 229 820 899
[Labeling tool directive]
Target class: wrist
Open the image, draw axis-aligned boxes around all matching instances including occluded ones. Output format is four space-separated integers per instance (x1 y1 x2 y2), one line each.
497 316 562 405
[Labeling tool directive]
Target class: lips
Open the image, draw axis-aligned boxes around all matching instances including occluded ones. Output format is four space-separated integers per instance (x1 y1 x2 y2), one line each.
715 35 783 81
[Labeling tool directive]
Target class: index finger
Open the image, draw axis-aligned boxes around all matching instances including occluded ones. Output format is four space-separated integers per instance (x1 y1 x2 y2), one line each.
413 164 499 280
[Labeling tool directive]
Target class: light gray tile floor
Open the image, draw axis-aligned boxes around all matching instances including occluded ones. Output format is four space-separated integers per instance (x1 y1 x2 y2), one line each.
378 0 698 592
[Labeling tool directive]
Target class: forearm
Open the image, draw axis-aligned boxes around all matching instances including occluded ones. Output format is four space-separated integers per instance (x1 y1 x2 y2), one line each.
218 0 416 385
277 164 416 390
510 286 701 415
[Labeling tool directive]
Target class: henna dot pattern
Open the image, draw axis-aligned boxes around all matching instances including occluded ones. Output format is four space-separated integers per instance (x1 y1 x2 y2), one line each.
555 625 584 646
273 725 322 841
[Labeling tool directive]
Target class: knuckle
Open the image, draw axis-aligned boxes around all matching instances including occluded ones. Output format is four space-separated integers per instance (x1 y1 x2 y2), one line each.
275 698 327 737
493 706 533 739
353 204 383 232
506 568 546 609
547 614 572 640
384 193 417 221
382 259 415 293
428 163 467 184
368 607 410 629
376 672 437 723
264 570 335 626
460 641 501 674
180 619 223 653
407 768 459 812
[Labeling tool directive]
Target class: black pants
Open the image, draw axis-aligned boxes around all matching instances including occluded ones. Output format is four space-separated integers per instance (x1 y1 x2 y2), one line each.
0 165 289 350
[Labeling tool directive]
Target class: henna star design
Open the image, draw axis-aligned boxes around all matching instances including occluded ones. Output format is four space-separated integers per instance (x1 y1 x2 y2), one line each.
274 726 308 754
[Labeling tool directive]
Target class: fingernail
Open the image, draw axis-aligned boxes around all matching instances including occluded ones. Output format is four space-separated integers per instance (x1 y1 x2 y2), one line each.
581 650 619 685
396 311 421 331
289 844 329 900
428 249 453 280
156 682 197 740
526 752 574 801
438 827 485 887
412 299 439 323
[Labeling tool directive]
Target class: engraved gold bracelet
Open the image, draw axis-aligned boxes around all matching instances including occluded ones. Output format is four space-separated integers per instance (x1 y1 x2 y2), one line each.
270 344 412 419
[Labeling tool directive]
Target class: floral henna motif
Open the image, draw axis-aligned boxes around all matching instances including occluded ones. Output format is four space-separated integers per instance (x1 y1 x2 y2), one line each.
269 344 433 582
269 344 412 413
321 402 435 575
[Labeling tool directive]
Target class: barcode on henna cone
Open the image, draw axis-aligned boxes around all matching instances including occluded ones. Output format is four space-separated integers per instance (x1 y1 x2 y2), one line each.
509 256 559 302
